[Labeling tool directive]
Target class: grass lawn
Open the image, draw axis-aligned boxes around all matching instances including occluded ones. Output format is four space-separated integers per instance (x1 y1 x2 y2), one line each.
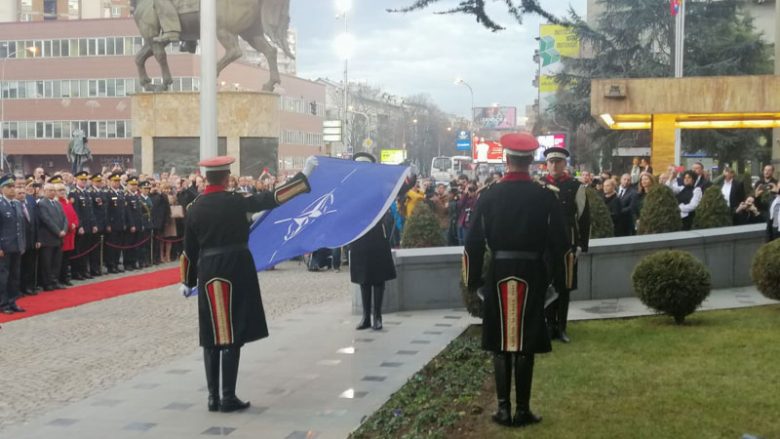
350 305 780 439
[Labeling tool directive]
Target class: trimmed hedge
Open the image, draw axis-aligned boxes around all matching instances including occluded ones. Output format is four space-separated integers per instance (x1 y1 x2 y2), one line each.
638 185 682 235
693 186 732 229
751 240 780 300
401 202 445 248
586 187 614 238
632 250 711 324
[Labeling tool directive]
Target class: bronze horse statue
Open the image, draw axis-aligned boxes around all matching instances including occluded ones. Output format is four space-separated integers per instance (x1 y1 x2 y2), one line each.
132 0 293 92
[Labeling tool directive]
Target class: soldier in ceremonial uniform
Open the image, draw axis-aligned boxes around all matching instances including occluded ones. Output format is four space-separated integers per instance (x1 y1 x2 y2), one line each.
105 172 127 273
88 174 108 276
68 171 98 280
0 175 27 314
542 147 590 343
464 133 566 427
180 155 317 412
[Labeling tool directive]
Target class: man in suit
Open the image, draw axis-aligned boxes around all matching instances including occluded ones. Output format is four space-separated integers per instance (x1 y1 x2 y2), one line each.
37 183 68 291
691 162 712 190
16 178 39 296
718 167 746 225
0 176 27 314
148 180 170 265
615 173 638 236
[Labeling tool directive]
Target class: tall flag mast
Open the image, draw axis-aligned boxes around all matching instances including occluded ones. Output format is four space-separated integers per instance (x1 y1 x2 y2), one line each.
672 0 685 165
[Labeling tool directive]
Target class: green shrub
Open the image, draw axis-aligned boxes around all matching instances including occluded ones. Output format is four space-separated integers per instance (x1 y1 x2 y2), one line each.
751 240 780 300
586 187 614 238
631 250 711 324
693 186 732 229
638 185 682 235
401 202 446 248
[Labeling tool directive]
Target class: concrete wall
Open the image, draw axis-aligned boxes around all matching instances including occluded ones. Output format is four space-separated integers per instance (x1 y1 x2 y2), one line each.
353 224 767 314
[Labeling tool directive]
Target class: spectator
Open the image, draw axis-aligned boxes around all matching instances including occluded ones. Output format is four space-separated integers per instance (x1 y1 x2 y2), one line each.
0 176 26 315
429 182 450 242
667 170 702 231
56 183 79 286
629 157 641 185
579 171 593 187
17 179 40 296
734 196 762 226
718 167 746 225
634 172 656 231
640 157 654 175
37 183 68 291
753 164 778 219
601 178 621 231
691 162 711 190
404 180 426 219
766 186 780 241
616 174 638 236
446 182 460 246
456 181 479 245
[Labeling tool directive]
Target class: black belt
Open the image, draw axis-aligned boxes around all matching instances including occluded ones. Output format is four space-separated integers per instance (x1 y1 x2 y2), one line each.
200 244 248 258
493 250 542 261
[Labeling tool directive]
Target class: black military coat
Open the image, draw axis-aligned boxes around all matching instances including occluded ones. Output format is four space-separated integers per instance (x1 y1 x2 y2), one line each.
106 187 127 231
182 175 310 348
543 175 590 291
125 191 144 232
89 187 108 233
349 212 396 285
464 173 567 354
68 187 96 233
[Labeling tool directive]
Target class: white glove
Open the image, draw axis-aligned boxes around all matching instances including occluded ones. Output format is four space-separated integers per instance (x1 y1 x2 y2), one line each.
575 246 582 258
302 156 319 177
180 284 198 298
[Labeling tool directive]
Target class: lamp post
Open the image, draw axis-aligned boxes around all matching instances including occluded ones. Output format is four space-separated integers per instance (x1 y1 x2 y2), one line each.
1 44 35 172
454 78 475 129
335 0 353 156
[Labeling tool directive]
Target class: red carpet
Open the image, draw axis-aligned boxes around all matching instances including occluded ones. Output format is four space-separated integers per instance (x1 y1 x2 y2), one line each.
0 268 180 324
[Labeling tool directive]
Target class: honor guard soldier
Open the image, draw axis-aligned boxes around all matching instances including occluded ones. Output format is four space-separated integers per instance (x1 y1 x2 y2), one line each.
180 155 317 412
464 133 567 427
542 147 590 343
124 177 143 270
138 180 154 268
105 172 127 273
88 173 108 276
68 171 97 280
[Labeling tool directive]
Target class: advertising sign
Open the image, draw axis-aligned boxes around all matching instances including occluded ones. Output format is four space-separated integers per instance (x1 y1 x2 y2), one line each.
536 133 567 162
472 140 505 164
539 24 580 113
473 107 517 130
380 149 406 165
455 130 471 151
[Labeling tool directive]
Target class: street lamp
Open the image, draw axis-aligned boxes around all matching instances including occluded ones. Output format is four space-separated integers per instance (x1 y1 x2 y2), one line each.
335 0 353 156
1 44 36 172
454 78 475 129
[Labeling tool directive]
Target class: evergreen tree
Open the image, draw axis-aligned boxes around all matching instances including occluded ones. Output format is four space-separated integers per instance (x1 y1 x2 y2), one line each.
401 203 446 248
637 185 682 235
585 187 614 238
389 1 559 31
692 186 732 229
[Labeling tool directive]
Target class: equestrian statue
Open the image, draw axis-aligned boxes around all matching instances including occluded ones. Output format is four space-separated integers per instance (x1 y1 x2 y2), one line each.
132 0 293 92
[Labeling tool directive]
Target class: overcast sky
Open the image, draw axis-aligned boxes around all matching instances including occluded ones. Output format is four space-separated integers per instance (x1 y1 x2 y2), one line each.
289 0 587 118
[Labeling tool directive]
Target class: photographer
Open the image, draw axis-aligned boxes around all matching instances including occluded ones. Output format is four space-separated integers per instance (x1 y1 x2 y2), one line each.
734 196 762 226
456 181 479 245
753 165 778 219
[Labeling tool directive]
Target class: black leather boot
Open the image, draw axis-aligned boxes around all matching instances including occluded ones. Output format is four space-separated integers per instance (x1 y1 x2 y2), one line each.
371 283 384 330
557 291 571 343
356 284 372 330
203 348 220 412
220 347 250 412
491 353 512 426
545 300 559 340
513 354 541 427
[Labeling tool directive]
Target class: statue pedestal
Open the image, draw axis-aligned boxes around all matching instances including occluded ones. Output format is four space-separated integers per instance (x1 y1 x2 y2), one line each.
131 91 280 176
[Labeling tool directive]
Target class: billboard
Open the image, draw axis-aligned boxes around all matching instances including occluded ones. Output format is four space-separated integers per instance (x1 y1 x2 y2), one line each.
473 107 517 130
380 149 407 165
473 140 505 164
539 24 580 113
535 133 567 162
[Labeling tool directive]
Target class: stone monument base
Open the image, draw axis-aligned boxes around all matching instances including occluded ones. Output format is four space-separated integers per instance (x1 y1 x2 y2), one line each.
131 91 280 176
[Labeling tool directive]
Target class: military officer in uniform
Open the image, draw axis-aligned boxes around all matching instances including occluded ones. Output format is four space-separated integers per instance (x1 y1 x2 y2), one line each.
542 147 590 343
105 172 127 273
124 177 143 270
68 171 97 280
180 155 317 412
464 133 566 427
0 175 27 314
138 180 154 268
89 173 108 276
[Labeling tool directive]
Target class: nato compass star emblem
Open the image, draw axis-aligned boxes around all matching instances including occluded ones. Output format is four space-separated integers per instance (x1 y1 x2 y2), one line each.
273 190 338 242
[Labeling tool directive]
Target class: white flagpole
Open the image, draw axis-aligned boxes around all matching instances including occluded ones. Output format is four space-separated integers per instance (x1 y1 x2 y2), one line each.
200 0 218 164
673 0 685 166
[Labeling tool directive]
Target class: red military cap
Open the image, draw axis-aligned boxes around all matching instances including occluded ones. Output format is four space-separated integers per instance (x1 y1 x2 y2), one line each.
500 132 539 157
198 155 235 172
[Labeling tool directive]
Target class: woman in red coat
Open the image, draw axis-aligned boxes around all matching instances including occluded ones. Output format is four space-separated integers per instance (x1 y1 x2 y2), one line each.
56 183 79 286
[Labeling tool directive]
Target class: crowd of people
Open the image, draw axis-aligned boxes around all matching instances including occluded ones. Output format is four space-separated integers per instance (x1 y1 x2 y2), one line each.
0 165 287 315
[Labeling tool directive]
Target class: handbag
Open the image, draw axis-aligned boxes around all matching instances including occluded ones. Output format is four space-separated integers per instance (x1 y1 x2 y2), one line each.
170 205 185 219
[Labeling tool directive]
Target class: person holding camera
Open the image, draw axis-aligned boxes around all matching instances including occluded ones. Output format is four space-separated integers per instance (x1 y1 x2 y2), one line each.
766 183 780 242
754 165 778 221
457 181 479 245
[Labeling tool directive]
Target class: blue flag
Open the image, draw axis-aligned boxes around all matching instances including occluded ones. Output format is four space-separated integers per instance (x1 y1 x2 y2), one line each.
248 156 409 271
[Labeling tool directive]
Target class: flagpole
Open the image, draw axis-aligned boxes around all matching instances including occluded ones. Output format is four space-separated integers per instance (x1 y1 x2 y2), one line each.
673 0 685 166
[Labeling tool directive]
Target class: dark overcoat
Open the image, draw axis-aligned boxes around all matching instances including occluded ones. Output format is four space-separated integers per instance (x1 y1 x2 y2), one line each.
464 175 566 354
543 175 590 291
349 213 396 285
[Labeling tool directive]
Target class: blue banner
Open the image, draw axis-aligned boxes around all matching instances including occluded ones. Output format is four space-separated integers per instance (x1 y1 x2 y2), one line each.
248 156 409 271
456 130 471 151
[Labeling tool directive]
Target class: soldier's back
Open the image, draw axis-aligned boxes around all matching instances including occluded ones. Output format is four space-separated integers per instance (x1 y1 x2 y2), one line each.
187 192 251 249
